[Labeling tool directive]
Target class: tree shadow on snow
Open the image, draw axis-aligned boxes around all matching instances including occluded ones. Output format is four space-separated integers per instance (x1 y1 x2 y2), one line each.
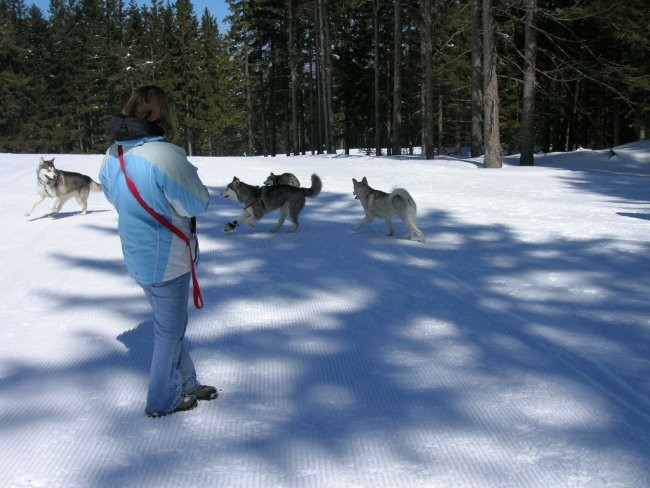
4 185 650 487
617 211 650 221
116 321 153 373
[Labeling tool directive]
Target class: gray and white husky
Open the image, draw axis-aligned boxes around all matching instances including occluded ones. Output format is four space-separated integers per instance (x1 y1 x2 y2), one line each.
264 172 300 187
25 157 102 218
222 174 322 233
352 177 425 243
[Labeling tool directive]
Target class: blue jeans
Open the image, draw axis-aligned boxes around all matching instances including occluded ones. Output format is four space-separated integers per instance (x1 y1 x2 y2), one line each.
140 272 200 416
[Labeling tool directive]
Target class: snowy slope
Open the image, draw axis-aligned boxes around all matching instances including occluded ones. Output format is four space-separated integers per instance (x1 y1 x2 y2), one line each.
1 143 649 487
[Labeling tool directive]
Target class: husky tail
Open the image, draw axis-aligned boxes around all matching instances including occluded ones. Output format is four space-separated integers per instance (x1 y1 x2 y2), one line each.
301 174 322 198
389 188 416 217
90 180 103 192
390 188 425 243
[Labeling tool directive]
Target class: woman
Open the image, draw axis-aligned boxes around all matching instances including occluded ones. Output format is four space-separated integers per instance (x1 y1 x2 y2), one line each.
100 86 216 418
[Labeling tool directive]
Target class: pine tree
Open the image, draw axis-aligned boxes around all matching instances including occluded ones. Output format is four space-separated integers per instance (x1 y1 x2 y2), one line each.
0 0 31 151
482 0 502 168
22 5 52 152
391 0 402 156
195 9 227 155
470 0 483 157
520 0 537 166
420 0 434 160
1 0 647 155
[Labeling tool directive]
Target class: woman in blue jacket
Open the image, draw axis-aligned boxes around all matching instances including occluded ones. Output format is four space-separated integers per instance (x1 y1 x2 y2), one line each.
100 86 216 417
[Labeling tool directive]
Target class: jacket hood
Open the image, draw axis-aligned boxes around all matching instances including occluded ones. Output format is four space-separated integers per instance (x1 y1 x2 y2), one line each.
108 115 165 142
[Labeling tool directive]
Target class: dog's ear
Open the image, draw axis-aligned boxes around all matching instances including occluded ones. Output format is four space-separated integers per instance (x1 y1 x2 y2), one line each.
362 177 368 184
231 176 240 187
39 156 45 164
352 178 357 184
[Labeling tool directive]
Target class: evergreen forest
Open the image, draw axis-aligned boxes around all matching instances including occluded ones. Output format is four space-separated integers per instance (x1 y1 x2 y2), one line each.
1 0 648 163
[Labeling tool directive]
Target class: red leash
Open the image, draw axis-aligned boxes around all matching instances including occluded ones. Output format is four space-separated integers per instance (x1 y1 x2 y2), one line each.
117 145 204 309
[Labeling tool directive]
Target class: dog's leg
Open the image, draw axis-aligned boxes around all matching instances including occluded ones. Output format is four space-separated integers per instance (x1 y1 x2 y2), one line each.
271 207 287 233
384 218 394 236
353 214 374 231
285 199 304 233
403 216 426 243
238 210 258 229
51 194 72 217
76 191 89 215
49 197 63 217
286 211 299 233
402 216 414 240
25 194 46 216
76 198 88 215
224 210 249 232
412 226 426 243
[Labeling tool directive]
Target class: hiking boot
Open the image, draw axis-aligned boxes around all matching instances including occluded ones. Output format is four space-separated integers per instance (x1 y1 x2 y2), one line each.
147 394 198 418
192 385 218 401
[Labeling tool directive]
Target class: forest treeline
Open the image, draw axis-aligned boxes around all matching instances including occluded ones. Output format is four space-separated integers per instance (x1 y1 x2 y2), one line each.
1 0 648 163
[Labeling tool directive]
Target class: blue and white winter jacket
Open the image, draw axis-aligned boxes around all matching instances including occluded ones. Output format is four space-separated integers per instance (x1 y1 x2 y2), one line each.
99 119 210 285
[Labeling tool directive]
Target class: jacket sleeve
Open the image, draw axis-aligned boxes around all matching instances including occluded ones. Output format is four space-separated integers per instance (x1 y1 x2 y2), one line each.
98 150 115 204
150 143 210 218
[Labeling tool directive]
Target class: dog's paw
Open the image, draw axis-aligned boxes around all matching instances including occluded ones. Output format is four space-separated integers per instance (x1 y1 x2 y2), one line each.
224 220 238 232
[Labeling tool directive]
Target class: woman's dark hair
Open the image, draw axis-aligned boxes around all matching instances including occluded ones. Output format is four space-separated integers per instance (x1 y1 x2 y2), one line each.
122 86 176 142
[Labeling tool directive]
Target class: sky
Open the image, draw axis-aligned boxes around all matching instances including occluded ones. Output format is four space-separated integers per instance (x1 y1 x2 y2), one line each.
1 141 649 487
29 0 231 28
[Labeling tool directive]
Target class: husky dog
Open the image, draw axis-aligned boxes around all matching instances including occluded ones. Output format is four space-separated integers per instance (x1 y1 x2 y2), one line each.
222 174 322 233
352 177 425 243
264 172 300 187
25 157 102 218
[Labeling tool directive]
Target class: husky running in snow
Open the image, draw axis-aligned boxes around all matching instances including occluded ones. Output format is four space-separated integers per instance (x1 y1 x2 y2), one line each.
264 172 300 187
26 157 102 218
352 176 425 243
222 174 322 233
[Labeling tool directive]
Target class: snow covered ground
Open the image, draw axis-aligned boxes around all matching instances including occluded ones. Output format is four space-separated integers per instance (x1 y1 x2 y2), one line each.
1 142 649 487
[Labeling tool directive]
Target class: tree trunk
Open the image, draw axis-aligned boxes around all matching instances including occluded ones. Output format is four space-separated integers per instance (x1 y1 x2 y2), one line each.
470 0 483 157
437 93 443 156
566 78 580 151
245 54 253 156
421 0 435 159
520 0 537 166
287 0 299 155
482 0 502 168
318 0 335 153
373 0 382 156
311 11 323 154
185 100 193 156
392 0 402 156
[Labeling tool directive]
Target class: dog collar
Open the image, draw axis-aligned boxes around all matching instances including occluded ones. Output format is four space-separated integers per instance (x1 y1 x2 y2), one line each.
228 183 264 211
244 198 261 209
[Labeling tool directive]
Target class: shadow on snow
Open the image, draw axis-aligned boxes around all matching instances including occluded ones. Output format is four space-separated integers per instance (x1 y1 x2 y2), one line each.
2 182 649 485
